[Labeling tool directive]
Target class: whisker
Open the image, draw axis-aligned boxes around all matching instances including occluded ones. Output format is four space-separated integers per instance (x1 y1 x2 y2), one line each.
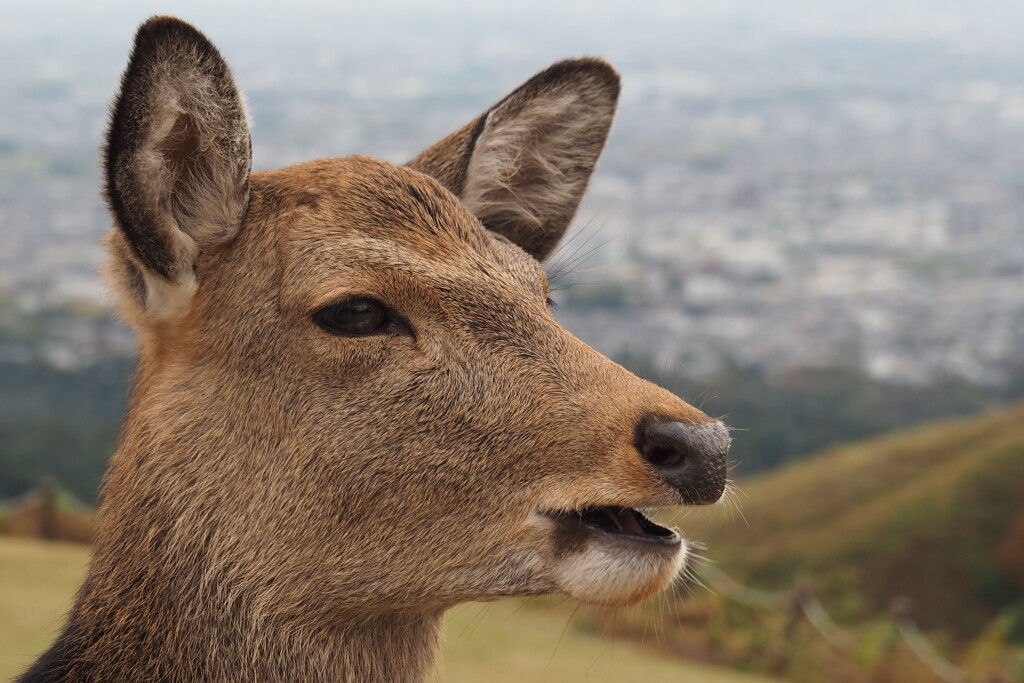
548 601 583 665
547 217 610 277
548 231 615 287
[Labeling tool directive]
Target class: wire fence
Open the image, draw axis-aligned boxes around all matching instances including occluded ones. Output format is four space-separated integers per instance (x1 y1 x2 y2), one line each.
697 562 988 683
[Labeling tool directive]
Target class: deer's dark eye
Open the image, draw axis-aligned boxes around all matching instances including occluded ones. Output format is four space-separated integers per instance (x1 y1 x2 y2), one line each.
313 297 406 337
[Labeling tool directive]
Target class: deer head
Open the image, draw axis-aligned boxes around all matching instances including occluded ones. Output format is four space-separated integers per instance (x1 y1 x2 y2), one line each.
23 16 728 683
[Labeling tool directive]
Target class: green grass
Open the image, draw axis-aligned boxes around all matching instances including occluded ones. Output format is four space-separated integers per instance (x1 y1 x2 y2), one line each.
0 536 782 683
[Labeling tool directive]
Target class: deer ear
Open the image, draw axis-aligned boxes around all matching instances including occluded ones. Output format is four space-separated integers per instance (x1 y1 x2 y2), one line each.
408 59 620 262
104 16 251 320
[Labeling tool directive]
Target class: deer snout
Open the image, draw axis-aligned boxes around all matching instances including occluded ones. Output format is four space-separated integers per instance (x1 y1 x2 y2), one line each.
637 416 730 505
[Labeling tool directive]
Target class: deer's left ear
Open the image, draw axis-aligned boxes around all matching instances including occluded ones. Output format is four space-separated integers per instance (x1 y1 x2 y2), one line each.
104 16 251 320
408 59 620 262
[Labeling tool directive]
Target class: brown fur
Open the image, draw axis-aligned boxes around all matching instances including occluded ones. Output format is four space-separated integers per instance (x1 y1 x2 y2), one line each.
22 17 728 683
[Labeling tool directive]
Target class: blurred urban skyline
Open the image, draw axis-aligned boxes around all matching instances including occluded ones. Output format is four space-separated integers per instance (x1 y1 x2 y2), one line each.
2 1 1024 385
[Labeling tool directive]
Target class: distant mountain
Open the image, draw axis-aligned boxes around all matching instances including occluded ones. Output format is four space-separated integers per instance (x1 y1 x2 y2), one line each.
678 402 1024 641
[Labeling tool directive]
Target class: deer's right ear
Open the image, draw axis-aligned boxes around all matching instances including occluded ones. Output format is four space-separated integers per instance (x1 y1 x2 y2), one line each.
104 16 251 320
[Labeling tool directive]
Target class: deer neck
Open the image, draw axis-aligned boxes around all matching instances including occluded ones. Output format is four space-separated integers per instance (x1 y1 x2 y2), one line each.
29 433 446 683
37 557 445 683
26 383 449 682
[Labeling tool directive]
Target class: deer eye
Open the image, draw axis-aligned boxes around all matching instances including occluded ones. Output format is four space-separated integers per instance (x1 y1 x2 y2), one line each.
313 297 406 337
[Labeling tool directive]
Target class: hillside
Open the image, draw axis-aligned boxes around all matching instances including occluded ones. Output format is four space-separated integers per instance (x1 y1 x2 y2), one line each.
673 402 1024 641
0 537 784 683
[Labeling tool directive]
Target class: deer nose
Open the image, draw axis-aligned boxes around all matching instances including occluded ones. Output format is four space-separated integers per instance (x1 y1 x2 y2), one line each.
638 416 729 504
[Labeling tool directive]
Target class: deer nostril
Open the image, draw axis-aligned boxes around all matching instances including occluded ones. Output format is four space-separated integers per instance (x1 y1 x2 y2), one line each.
640 421 693 470
637 416 730 505
643 445 682 469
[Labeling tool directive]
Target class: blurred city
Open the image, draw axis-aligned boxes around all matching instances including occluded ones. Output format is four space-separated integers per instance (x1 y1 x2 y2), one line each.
3 3 1024 386
1 2 1022 682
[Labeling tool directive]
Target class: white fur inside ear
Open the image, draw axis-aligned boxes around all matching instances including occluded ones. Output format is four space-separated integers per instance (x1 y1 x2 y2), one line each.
135 71 251 249
142 269 198 320
461 89 590 233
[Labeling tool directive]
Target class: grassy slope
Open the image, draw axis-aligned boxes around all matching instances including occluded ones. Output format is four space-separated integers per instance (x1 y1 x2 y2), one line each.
673 402 1024 638
0 537 782 683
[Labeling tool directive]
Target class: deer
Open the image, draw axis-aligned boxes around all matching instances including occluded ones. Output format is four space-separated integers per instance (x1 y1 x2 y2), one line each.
21 16 729 683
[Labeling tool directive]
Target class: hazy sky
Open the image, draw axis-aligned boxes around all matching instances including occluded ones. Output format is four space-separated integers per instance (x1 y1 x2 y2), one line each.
5 0 1024 101
6 0 1024 47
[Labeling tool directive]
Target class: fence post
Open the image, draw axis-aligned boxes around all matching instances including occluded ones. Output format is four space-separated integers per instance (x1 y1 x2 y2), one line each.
892 596 968 683
766 579 812 676
39 477 57 541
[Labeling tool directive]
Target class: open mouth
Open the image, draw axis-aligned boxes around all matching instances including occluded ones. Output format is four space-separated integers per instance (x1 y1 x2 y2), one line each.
543 506 681 546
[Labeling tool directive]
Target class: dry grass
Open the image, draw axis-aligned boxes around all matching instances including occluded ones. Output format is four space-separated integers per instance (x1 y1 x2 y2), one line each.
439 598 786 683
0 537 89 679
